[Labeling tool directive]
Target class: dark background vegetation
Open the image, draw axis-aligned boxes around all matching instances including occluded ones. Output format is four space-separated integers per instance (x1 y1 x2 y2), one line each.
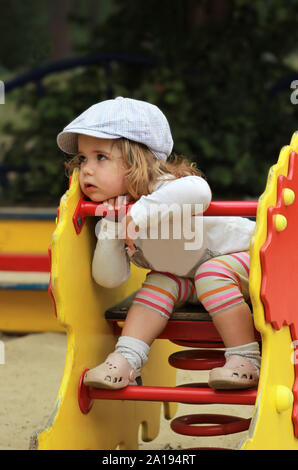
1 0 298 206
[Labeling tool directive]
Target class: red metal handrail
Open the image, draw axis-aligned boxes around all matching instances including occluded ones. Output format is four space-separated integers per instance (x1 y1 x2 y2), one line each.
78 370 257 414
204 200 258 217
88 385 257 404
79 200 258 218
73 198 258 233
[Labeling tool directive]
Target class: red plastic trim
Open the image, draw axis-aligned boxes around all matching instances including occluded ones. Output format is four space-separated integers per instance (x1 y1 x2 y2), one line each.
72 195 87 234
170 413 251 436
47 245 57 317
78 369 93 414
260 151 298 436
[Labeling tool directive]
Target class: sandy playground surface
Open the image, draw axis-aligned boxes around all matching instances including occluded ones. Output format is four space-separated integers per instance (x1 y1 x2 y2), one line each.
0 331 254 450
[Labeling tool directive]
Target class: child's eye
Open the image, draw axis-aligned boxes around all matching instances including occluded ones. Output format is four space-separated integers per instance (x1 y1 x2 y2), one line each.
77 155 86 164
97 154 107 161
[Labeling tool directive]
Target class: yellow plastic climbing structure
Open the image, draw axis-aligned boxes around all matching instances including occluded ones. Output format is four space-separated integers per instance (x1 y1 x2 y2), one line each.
31 132 298 450
242 131 298 449
31 170 179 450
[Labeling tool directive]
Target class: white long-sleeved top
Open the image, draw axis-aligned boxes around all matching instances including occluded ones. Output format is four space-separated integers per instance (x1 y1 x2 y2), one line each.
92 175 256 288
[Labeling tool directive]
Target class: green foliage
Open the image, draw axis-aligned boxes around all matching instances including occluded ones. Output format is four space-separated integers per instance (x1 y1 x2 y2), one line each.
2 0 298 205
0 0 50 70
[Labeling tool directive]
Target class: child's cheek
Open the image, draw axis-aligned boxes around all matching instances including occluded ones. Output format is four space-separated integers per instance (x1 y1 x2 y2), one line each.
78 171 84 188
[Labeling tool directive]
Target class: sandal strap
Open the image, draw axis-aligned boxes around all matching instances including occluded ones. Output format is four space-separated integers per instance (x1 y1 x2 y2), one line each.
208 354 259 390
223 354 259 372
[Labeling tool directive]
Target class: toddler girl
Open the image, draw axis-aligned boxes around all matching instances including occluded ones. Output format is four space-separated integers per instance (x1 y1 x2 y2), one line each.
57 97 260 390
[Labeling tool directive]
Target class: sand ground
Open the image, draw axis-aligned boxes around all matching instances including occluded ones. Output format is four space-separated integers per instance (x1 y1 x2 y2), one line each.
0 331 254 450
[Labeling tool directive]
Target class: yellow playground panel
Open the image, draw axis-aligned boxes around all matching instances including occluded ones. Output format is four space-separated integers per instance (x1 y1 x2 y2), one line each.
0 210 63 332
32 132 298 450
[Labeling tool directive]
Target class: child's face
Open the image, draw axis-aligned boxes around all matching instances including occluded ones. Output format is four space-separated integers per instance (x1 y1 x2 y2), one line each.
78 134 128 202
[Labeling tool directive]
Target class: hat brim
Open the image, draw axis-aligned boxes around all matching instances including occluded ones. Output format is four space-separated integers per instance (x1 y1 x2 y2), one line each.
57 128 121 155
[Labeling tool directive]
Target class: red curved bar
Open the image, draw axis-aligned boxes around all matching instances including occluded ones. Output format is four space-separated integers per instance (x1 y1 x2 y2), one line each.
168 349 225 370
170 413 251 436
170 339 225 348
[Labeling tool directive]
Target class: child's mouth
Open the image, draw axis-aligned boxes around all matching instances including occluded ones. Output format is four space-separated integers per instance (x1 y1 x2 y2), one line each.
84 183 97 191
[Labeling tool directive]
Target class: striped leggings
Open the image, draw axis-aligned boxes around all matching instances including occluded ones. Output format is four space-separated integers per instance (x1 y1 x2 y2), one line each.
132 251 250 318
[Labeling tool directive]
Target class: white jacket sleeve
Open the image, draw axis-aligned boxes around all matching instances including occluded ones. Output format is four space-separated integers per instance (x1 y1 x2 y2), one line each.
92 218 130 288
129 175 212 228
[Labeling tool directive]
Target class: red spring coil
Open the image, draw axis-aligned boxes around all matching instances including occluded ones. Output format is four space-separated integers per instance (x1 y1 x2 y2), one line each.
171 413 251 437
168 349 225 370
169 347 254 444
171 339 225 348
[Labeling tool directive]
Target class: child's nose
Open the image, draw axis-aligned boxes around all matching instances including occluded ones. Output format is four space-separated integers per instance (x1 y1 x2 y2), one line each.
82 160 95 174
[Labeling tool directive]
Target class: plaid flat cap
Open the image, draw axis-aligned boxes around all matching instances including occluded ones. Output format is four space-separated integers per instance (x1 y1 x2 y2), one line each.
57 96 173 161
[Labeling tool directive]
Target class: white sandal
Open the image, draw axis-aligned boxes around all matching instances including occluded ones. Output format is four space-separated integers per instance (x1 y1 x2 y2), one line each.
83 352 142 389
208 354 259 390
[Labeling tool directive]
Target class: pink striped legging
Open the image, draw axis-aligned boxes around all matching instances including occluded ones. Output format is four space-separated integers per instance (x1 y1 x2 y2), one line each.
132 251 250 319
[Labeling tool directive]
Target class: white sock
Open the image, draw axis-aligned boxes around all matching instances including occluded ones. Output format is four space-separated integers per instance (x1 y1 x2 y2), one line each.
224 341 261 370
115 336 150 370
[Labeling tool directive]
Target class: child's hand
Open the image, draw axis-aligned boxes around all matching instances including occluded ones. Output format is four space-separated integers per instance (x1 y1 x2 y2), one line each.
102 195 138 252
121 212 139 255
102 194 132 211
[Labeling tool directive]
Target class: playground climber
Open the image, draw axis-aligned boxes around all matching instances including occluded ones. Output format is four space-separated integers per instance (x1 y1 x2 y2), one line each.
57 96 261 390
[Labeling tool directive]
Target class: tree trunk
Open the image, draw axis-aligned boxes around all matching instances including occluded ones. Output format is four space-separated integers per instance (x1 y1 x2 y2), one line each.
46 0 73 61
188 0 232 29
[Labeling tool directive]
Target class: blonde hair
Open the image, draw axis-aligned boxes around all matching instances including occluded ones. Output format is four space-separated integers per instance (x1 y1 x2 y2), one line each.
64 137 204 200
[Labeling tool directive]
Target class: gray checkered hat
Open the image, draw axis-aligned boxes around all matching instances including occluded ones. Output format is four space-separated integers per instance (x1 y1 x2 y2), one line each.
57 96 173 161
